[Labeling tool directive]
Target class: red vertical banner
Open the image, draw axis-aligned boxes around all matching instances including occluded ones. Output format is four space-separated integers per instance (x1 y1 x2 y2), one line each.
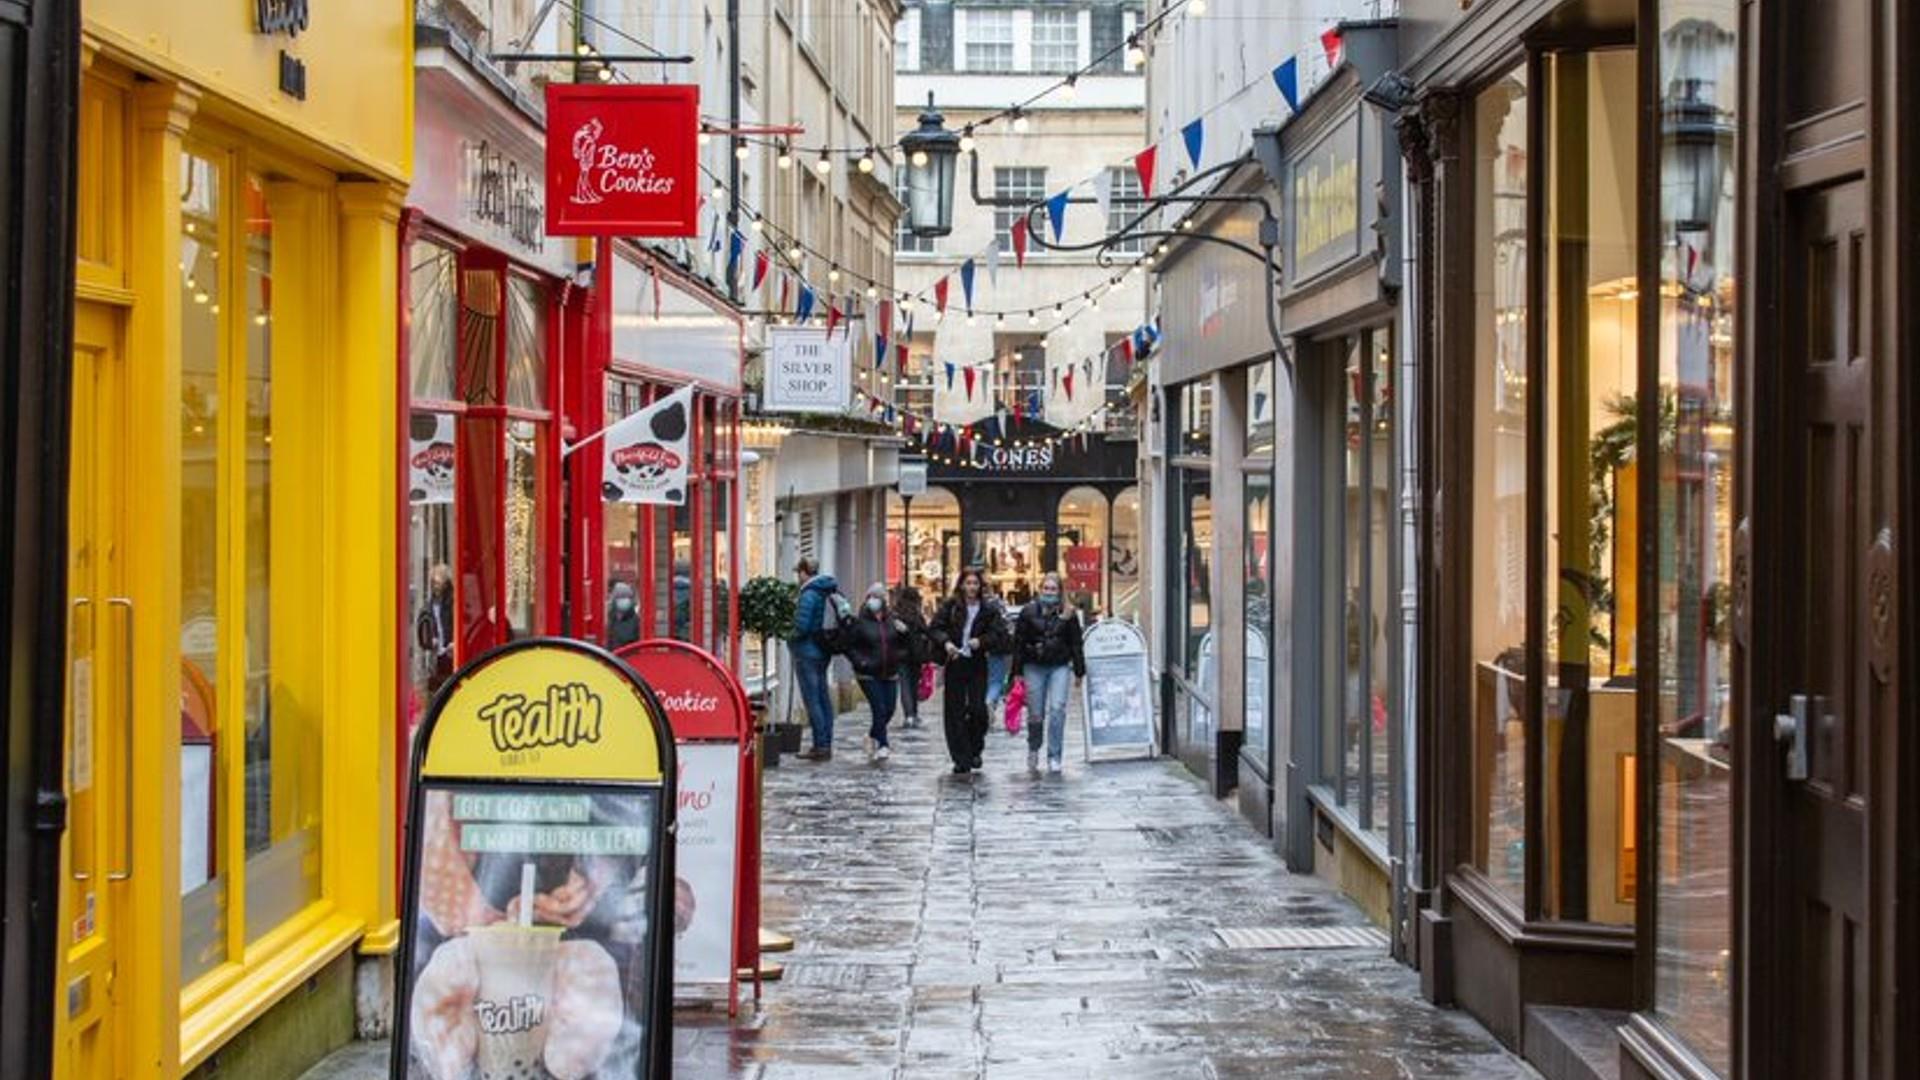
546 84 702 237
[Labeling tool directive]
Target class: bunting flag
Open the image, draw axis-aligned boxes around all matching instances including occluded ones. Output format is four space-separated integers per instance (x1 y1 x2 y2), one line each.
934 276 950 314
877 299 894 348
944 361 956 390
1012 393 1024 423
1063 368 1075 400
1120 335 1136 364
1685 242 1699 282
1181 118 1205 170
896 343 910 374
726 230 745 284
779 272 792 314
1134 145 1158 196
1046 190 1070 242
752 249 770 290
1321 26 1344 69
1273 57 1300 114
986 239 1002 286
959 259 976 309
875 334 887 367
963 366 977 400
795 285 816 323
1093 169 1115 227
826 302 843 338
1011 218 1030 267
706 213 722 253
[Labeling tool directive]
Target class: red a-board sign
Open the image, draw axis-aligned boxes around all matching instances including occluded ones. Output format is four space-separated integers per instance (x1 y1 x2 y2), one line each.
546 84 701 237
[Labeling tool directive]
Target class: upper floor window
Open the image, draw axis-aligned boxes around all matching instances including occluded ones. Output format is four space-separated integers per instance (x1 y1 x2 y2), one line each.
1106 167 1146 253
896 7 921 71
1032 9 1081 73
994 166 1049 253
965 9 1015 72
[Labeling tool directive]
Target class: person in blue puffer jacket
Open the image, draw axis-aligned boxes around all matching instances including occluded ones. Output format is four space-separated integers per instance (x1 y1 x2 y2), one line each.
786 558 850 760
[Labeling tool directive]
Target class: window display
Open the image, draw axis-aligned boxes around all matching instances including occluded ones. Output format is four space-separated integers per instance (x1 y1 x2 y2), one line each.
1652 3 1739 1070
1470 66 1531 905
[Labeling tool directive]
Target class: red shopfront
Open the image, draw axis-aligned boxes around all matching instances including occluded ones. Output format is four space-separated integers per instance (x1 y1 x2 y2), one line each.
570 240 744 673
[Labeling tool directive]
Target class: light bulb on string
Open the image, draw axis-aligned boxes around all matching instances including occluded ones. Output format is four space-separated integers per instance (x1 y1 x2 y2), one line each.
995 313 1007 326
966 312 977 327
1027 310 1039 326
787 243 803 261
709 182 726 202
750 215 764 233
1125 36 1146 67
1011 110 1030 135
857 149 876 174
815 151 833 175
866 285 879 300
734 140 750 161
776 143 793 169
1060 76 1079 102
828 266 841 284
959 127 977 154
1053 303 1065 317
596 65 615 83
698 127 712 147
1189 0 1208 15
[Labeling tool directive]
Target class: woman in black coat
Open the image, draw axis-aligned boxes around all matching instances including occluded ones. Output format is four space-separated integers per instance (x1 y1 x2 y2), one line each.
929 568 1010 774
890 585 932 729
839 582 908 762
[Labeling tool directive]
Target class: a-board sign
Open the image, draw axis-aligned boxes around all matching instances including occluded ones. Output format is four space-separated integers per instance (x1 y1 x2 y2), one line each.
614 639 760 1014
1080 619 1156 762
395 638 676 1080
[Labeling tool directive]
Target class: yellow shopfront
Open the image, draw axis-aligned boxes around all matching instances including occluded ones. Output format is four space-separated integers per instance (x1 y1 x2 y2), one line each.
61 4 410 1077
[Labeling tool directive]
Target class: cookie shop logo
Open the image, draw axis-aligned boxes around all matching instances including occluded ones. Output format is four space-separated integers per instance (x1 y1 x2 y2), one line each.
569 119 678 206
477 683 604 755
609 444 682 472
474 994 546 1035
411 441 454 476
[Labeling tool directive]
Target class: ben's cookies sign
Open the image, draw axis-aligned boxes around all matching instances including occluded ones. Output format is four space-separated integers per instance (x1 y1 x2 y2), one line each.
545 84 700 237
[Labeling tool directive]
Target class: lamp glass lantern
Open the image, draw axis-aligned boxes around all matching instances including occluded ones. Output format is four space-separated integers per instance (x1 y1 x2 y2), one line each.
900 93 960 238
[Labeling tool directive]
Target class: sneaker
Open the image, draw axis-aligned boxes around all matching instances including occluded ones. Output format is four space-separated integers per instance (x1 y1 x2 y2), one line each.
877 745 891 761
970 755 983 770
1047 759 1063 775
952 764 972 775
1027 748 1040 771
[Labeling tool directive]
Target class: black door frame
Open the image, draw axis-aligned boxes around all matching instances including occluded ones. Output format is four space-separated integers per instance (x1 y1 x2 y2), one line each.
0 1 82 1075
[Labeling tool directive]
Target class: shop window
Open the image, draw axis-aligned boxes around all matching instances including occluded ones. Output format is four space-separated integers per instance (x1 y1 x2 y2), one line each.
1652 3 1739 1069
409 240 459 403
1109 486 1142 623
1031 8 1080 73
1182 478 1214 740
407 240 460 728
1541 47 1638 924
1326 329 1397 837
1177 381 1213 459
894 486 961 596
974 528 1045 604
1469 66 1532 905
1055 486 1109 615
177 153 323 984
964 8 1014 72
503 419 545 640
505 276 547 410
1244 474 1273 760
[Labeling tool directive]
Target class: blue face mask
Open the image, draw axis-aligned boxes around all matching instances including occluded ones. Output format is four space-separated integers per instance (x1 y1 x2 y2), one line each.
613 597 635 614
1038 593 1061 608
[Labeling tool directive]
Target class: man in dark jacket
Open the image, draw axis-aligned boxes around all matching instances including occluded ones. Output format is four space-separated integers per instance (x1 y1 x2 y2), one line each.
930 567 1009 774
786 558 849 759
1013 572 1086 773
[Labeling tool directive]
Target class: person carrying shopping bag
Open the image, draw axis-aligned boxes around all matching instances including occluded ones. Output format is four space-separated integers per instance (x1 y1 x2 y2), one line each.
840 583 908 762
1013 573 1086 774
929 568 1009 775
890 584 933 729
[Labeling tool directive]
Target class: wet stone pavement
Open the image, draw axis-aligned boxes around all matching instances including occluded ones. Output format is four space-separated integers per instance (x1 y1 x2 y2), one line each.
308 696 1536 1080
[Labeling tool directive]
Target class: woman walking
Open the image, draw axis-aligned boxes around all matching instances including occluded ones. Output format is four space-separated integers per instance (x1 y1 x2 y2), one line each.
891 584 932 729
930 568 1008 774
1013 573 1086 774
841 583 907 762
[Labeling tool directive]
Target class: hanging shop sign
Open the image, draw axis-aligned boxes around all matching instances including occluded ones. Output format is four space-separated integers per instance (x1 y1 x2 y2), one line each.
1289 112 1362 283
545 84 700 237
600 385 695 505
763 327 852 414
1081 620 1155 762
395 638 677 1080
898 457 929 497
409 413 456 506
614 640 761 1014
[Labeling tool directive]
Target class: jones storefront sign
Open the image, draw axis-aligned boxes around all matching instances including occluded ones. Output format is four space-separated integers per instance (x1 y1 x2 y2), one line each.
982 445 1055 471
763 327 851 414
1291 112 1361 282
395 639 678 1079
545 84 700 237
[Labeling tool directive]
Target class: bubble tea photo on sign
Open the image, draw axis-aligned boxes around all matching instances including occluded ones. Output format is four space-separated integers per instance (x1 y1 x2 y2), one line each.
406 788 659 1079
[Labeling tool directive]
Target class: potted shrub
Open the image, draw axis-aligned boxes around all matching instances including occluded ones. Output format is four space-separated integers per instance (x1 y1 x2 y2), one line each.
739 576 804 754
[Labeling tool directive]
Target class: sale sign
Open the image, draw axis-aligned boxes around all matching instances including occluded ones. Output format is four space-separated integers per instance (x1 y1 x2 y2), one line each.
1065 545 1104 595
545 84 700 237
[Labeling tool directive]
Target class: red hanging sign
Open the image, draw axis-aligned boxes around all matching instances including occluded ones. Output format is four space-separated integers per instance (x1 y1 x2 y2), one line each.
545 84 701 237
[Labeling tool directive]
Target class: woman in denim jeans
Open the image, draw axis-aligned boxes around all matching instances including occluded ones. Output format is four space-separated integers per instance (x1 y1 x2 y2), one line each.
1012 573 1086 773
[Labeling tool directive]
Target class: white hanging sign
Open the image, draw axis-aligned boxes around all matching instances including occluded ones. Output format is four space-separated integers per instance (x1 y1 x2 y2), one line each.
601 385 694 505
763 327 852 414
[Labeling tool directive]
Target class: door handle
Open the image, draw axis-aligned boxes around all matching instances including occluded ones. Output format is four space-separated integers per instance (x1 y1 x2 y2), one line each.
1773 693 1809 781
106 597 133 882
68 597 92 883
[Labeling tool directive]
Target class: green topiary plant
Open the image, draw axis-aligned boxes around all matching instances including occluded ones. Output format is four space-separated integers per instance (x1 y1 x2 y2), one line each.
739 575 797 641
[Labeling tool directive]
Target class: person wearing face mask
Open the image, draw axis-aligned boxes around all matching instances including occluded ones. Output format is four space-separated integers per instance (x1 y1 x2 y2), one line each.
1013 572 1087 773
840 583 907 761
606 581 642 649
930 567 1009 774
416 563 456 693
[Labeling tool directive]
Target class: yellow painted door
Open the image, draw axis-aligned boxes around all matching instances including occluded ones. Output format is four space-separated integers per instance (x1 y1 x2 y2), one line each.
57 300 130 1079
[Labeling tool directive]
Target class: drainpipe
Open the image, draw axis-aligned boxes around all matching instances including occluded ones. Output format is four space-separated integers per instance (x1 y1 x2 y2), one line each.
727 0 742 305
